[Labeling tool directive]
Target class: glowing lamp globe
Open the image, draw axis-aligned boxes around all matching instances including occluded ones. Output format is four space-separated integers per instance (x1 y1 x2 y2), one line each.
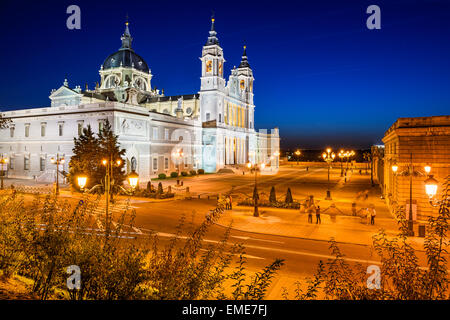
424 165 431 174
128 171 139 189
77 176 87 190
424 175 438 198
392 165 398 173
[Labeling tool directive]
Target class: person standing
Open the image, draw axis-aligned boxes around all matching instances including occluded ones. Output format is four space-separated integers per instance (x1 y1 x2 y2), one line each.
225 196 230 210
371 206 376 225
228 195 233 210
316 206 321 224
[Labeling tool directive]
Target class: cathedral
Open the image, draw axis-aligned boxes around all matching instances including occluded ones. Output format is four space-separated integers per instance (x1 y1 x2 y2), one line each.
0 18 279 183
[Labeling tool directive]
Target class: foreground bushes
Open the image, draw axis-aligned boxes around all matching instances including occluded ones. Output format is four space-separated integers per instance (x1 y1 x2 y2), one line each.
0 191 283 300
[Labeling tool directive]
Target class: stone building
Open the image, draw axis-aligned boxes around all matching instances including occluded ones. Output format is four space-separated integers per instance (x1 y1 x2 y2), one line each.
382 115 450 220
0 18 280 183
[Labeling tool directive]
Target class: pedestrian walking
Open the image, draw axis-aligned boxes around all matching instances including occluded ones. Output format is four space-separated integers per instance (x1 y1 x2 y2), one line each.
228 195 233 210
364 190 369 201
225 196 230 210
316 206 321 224
308 209 313 223
370 206 376 225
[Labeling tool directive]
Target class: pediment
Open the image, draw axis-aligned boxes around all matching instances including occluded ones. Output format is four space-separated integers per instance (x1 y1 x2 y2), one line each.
49 86 81 99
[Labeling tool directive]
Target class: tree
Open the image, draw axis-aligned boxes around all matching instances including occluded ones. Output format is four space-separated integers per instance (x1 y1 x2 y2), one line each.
68 120 126 194
157 182 163 194
285 188 293 204
97 119 126 196
269 186 277 204
68 125 102 190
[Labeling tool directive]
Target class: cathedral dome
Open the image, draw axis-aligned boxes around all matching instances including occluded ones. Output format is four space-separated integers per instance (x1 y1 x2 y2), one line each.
102 21 150 73
102 49 149 73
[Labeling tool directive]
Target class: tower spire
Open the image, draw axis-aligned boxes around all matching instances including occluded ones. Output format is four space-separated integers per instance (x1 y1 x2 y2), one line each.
205 14 219 46
238 45 250 68
120 16 133 50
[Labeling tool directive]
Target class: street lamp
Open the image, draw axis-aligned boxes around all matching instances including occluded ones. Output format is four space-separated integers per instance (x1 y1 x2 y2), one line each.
322 148 335 200
77 175 87 191
424 175 438 200
172 149 184 175
101 157 124 231
127 170 139 190
247 162 265 217
424 174 450 209
0 155 8 190
391 153 430 236
338 150 344 177
50 154 65 196
294 150 301 166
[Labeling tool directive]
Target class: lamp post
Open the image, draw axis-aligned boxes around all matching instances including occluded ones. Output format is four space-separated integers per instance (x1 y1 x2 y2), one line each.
77 168 139 234
247 162 266 217
0 155 8 190
295 150 301 166
391 153 429 236
322 148 335 200
101 157 124 230
50 154 65 196
172 149 184 175
338 150 344 177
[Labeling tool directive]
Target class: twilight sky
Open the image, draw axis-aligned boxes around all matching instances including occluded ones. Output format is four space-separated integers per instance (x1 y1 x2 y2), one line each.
0 0 449 149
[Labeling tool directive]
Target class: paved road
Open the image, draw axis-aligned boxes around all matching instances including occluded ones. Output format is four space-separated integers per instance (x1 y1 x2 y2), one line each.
4 166 430 299
121 166 427 298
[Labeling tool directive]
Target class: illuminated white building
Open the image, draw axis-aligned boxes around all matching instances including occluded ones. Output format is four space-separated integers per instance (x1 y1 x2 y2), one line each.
0 18 279 182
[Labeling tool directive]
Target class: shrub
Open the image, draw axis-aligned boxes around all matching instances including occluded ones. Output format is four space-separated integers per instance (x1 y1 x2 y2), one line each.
181 171 188 177
170 172 178 178
189 170 197 176
157 182 163 194
0 192 284 300
285 188 293 204
269 186 277 203
158 173 166 179
197 169 205 174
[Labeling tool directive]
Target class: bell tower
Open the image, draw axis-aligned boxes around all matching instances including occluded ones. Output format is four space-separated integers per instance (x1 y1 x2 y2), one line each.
199 16 226 123
236 45 254 105
200 16 226 91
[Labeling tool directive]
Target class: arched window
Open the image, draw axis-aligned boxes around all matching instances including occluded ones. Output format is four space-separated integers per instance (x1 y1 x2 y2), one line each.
104 75 120 89
133 77 147 91
131 157 137 171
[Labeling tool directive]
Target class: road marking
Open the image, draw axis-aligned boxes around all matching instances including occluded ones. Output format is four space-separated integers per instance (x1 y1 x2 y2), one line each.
200 248 265 260
231 235 284 244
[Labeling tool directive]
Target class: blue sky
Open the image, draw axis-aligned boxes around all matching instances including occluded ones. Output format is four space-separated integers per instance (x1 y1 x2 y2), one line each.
0 0 449 149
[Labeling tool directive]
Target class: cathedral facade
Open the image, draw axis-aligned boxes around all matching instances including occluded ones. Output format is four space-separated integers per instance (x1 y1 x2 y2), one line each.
0 18 279 183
